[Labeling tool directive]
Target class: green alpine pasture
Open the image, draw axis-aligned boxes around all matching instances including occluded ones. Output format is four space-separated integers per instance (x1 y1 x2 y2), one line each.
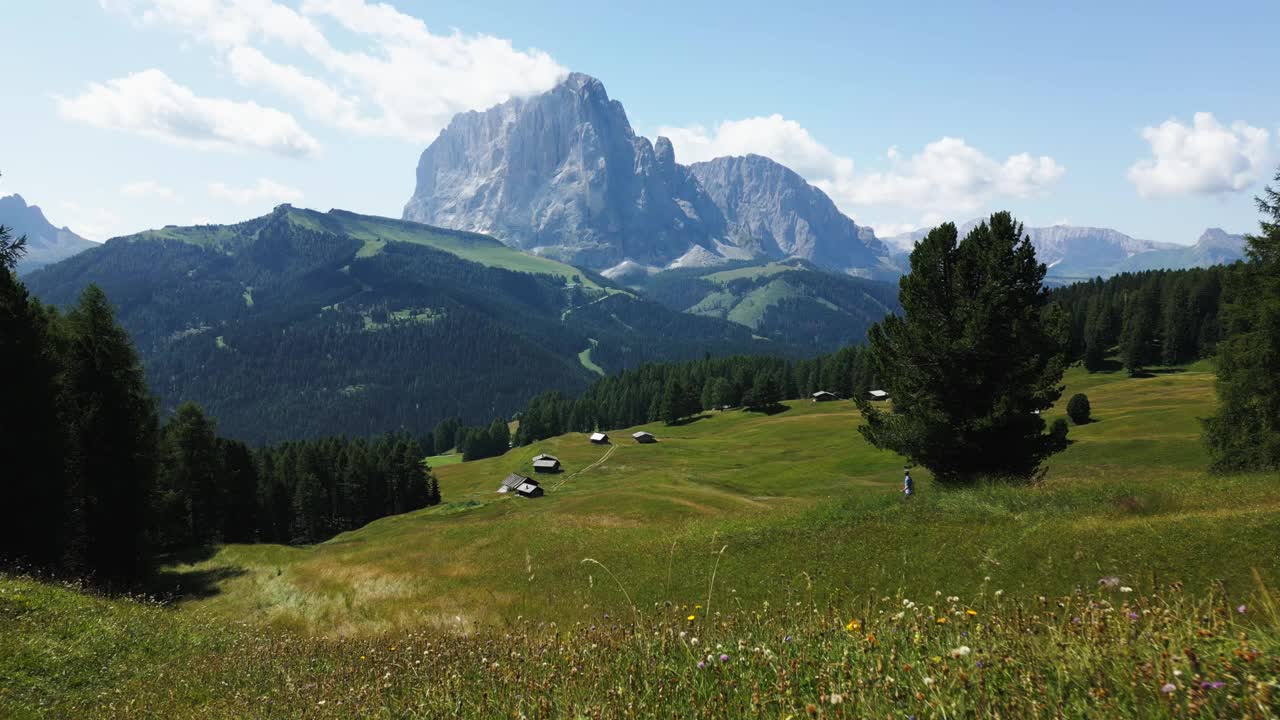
146 362 1279 633
5 362 1280 718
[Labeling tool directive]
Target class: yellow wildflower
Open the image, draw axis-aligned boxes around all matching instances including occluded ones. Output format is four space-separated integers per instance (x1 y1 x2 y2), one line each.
687 614 696 622
845 619 861 632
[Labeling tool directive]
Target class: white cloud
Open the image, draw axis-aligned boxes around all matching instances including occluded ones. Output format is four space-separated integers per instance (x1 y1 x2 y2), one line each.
660 115 1064 225
61 207 126 242
57 69 321 157
1128 112 1272 198
208 178 304 205
104 0 568 142
120 180 177 199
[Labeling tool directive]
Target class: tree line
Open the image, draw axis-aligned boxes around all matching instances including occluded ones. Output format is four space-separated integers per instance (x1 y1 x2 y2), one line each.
1 229 440 588
1050 265 1229 375
508 344 879 445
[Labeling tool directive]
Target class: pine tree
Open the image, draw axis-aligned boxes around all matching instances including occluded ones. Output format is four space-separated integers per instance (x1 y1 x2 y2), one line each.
856 213 1067 484
1082 296 1110 371
0 223 69 569
63 285 160 586
157 402 224 547
1205 167 1280 471
1120 285 1157 376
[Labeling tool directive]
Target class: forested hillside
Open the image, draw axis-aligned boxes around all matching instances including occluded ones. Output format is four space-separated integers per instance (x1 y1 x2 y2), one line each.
25 207 791 444
1051 265 1232 373
632 259 901 352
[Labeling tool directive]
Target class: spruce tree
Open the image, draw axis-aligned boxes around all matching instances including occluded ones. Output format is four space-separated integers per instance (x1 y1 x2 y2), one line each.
157 402 223 546
1205 167 1280 471
856 213 1067 484
63 285 160 586
1120 285 1157 375
0 224 69 569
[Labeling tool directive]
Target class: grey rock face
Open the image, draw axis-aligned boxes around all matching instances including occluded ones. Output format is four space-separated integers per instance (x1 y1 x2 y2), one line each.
0 194 96 275
403 73 887 274
404 73 724 268
688 154 889 273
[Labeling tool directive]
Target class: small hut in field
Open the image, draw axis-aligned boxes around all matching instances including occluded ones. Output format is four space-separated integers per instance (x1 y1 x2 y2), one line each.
532 453 561 473
811 390 838 402
498 472 544 498
868 390 889 401
515 480 544 498
589 432 609 444
632 431 657 444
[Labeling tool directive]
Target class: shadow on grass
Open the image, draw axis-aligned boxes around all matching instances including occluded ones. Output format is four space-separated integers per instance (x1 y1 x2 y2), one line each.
149 546 245 602
745 403 791 416
667 413 712 427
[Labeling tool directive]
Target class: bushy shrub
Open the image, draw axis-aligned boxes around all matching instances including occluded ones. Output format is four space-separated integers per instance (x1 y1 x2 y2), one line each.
1067 393 1092 425
1050 417 1070 444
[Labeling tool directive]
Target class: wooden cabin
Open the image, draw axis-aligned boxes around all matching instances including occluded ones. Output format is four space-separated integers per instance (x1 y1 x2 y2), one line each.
632 431 657 444
868 390 889 401
531 453 562 473
811 391 838 402
589 432 610 444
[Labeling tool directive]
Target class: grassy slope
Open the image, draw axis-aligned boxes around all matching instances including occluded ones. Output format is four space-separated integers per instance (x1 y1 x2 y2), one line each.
6 363 1280 718
154 363 1280 636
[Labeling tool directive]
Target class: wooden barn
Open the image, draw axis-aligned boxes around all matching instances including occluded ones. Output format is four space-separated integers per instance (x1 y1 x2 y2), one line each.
589 432 610 444
531 453 561 473
632 431 657 444
515 480 544 498
868 390 889 401
811 390 838 402
497 472 544 498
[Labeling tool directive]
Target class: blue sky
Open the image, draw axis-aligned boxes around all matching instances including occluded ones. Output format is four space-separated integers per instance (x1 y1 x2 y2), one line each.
3 0 1278 244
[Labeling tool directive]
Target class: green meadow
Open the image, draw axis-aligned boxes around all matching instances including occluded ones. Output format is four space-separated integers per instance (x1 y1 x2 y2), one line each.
4 361 1280 718
140 362 1280 632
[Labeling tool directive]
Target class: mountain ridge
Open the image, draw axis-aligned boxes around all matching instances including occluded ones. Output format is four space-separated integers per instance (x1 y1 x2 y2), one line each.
402 72 895 279
0 193 97 274
882 220 1246 279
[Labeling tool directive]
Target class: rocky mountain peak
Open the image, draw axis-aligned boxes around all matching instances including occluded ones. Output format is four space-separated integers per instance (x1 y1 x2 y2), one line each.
402 73 889 276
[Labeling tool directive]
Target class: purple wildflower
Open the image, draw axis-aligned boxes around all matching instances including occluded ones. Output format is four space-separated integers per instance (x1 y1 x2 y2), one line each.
1128 612 1139 620
783 636 792 643
1200 681 1225 690
1160 683 1176 694
719 653 730 663
1237 604 1247 614
697 661 706 670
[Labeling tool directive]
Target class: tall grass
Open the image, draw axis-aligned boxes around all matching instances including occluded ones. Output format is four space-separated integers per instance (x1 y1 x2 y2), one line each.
2 573 1277 718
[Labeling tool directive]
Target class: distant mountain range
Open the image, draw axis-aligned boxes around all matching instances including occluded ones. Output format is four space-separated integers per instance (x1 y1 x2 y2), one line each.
402 73 898 281
881 222 1247 281
0 194 96 274
25 206 887 443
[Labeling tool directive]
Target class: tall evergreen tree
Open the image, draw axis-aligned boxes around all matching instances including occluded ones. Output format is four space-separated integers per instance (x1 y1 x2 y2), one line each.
63 285 159 586
156 402 223 547
1205 167 1280 471
1120 285 1158 375
1082 296 1110 371
0 223 69 568
856 213 1067 484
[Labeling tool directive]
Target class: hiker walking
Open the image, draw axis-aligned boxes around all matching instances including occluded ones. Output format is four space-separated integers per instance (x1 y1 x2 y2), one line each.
902 468 914 498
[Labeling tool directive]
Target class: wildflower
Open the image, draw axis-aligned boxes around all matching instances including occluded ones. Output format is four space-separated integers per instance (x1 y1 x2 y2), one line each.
1200 681 1225 690
697 661 706 669
950 645 971 658
719 653 730 663
845 619 861 632
965 609 977 617
994 590 1004 597
783 636 792 643
923 677 934 686
936 617 948 624
1128 612 1139 620
687 615 696 622
1237 604 1247 614
828 693 843 705
690 637 699 646
1120 586 1133 593
1160 683 1176 694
